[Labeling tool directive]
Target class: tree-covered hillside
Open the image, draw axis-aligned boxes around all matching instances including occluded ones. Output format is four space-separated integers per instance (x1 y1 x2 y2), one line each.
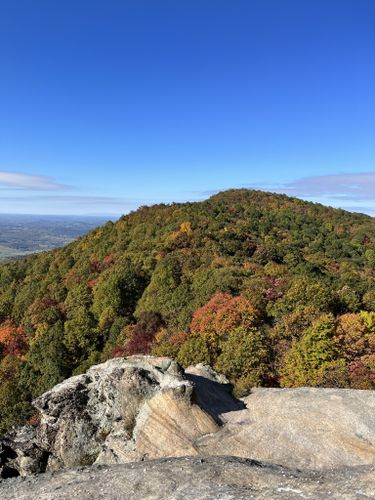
0 189 374 433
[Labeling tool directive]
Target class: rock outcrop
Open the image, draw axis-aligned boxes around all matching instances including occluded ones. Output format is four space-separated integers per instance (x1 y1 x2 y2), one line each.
0 357 230 476
1 356 374 479
199 386 375 470
1 456 374 500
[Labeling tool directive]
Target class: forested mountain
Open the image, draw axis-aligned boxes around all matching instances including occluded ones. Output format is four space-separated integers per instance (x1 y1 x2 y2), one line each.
0 189 374 433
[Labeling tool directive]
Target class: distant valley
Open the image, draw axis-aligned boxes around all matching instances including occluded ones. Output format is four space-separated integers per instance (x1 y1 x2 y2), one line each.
0 214 110 261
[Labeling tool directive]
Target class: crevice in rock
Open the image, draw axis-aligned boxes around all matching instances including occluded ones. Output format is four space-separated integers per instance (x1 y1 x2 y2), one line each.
1 466 19 479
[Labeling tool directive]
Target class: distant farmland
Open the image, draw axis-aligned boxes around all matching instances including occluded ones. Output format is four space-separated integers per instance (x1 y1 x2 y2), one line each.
0 214 110 261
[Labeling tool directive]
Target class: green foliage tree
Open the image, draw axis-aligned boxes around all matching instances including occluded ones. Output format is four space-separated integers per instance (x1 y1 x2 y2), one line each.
270 277 332 319
177 336 211 367
280 314 342 387
0 355 32 435
20 321 71 397
135 255 193 330
190 267 246 308
64 306 98 363
362 289 375 311
214 326 270 396
92 262 146 324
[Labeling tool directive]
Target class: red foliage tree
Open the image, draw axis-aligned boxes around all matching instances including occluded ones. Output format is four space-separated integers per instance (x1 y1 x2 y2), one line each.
117 312 165 356
348 356 375 389
87 278 98 289
102 255 115 270
111 346 128 358
126 329 155 355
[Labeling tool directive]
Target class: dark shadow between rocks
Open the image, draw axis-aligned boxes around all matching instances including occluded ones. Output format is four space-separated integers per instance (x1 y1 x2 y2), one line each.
185 373 246 424
0 445 19 479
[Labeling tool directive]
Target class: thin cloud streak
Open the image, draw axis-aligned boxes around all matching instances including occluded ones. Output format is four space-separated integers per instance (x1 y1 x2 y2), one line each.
0 195 156 206
261 172 375 203
0 194 154 216
194 172 375 216
0 171 67 190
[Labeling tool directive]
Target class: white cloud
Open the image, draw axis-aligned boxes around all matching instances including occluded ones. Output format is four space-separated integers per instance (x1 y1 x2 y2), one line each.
195 172 375 216
0 194 151 216
251 172 375 215
0 171 66 190
278 172 375 202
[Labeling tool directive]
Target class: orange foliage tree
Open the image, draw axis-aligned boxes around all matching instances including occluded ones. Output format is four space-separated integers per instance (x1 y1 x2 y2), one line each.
190 292 259 348
0 320 28 358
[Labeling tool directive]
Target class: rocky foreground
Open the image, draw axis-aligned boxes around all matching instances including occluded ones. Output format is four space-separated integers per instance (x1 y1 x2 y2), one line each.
0 356 374 498
1 456 374 500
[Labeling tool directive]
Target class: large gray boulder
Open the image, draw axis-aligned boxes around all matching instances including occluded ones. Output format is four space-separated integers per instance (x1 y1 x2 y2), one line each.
1 356 374 479
0 456 374 500
0 357 225 476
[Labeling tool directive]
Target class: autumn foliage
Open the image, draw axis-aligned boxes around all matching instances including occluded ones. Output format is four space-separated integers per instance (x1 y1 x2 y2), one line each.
0 188 375 434
0 321 28 358
191 293 259 345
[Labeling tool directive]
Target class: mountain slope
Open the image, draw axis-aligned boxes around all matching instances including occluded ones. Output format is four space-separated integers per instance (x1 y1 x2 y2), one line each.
0 189 374 433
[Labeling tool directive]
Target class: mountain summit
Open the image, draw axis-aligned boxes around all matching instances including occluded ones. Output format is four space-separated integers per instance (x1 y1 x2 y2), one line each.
0 189 374 434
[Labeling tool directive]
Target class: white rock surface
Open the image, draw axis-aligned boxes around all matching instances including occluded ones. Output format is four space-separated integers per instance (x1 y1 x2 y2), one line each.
199 387 375 469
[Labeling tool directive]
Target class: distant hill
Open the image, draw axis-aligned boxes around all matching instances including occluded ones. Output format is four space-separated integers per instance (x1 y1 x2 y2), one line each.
0 189 374 434
0 214 110 261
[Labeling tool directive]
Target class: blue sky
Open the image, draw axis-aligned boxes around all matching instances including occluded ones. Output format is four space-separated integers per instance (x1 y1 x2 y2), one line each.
0 0 374 216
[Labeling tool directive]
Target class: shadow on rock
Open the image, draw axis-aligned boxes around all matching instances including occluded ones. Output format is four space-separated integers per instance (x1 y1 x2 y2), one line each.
185 367 246 423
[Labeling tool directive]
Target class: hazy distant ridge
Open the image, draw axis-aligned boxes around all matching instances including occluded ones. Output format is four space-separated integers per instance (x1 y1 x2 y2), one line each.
0 214 109 260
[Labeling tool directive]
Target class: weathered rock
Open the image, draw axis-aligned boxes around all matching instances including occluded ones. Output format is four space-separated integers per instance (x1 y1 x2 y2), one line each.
1 356 374 479
0 424 49 478
199 387 375 470
0 357 225 476
0 456 374 500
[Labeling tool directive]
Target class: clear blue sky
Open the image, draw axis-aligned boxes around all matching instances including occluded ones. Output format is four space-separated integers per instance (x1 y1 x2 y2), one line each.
0 0 374 216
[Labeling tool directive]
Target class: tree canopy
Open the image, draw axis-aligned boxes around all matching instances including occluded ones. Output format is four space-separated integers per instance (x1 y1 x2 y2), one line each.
0 189 374 433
